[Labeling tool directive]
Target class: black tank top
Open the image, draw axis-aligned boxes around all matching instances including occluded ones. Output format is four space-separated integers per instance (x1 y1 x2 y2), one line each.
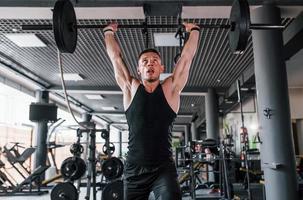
125 84 177 166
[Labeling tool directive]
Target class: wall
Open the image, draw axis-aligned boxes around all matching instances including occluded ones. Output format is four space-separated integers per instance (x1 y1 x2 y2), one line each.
223 96 260 154
223 88 303 155
289 88 303 119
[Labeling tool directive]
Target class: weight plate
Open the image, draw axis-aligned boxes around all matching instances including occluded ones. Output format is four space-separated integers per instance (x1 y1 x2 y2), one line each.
102 180 123 200
101 130 109 140
61 157 86 181
53 0 77 53
102 142 116 155
229 0 250 54
102 157 124 180
70 143 84 155
51 182 78 200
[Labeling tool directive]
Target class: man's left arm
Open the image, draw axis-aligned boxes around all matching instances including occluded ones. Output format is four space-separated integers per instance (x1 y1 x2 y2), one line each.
171 23 200 93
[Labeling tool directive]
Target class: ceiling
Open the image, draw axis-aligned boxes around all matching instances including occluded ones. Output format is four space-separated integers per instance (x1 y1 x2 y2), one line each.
0 1 302 132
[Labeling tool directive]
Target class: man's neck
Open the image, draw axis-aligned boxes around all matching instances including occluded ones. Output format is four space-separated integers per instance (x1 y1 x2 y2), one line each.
142 80 160 93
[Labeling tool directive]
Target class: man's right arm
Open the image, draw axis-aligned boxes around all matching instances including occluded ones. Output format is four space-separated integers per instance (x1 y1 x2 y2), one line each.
104 24 132 92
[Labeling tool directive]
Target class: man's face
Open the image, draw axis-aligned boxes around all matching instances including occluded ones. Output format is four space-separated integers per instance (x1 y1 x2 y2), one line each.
137 52 164 82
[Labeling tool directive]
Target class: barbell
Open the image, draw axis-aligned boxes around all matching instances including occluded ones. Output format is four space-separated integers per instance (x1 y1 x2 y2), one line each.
21 0 284 55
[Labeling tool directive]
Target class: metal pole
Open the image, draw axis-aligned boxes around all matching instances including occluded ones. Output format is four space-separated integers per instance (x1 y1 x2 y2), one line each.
237 80 252 200
205 88 220 141
119 131 122 158
78 113 91 191
252 5 298 200
21 23 285 31
184 125 190 146
34 90 49 180
191 122 197 141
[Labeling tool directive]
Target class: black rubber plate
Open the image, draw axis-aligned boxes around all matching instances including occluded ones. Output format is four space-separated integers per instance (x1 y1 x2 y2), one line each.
51 182 78 200
229 0 251 54
53 0 77 53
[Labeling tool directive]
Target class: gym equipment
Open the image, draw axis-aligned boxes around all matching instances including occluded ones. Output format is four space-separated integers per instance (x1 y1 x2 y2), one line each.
101 129 109 140
60 157 86 181
237 79 251 200
229 0 251 53
0 168 15 190
42 174 62 185
0 165 49 196
102 142 115 156
102 157 124 180
21 0 285 54
29 103 58 122
51 182 78 200
102 180 123 200
47 141 65 174
11 165 49 193
53 0 77 54
70 143 84 155
2 145 35 178
176 139 235 200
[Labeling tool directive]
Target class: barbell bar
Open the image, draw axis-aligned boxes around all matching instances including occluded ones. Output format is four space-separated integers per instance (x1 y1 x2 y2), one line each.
21 23 284 31
20 0 285 54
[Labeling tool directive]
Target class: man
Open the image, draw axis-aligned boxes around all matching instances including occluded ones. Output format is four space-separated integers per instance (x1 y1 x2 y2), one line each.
104 22 200 200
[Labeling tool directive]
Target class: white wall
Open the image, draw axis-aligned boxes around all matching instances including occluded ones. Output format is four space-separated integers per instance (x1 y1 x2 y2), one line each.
223 96 260 154
289 88 303 119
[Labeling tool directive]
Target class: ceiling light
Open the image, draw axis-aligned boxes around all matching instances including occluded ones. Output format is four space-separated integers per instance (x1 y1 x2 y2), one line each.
5 33 47 47
160 73 172 81
240 87 249 91
154 33 179 47
101 106 116 111
85 94 104 100
60 73 84 81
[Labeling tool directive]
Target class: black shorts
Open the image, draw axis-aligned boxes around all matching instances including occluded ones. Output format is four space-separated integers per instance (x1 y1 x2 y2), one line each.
123 159 182 200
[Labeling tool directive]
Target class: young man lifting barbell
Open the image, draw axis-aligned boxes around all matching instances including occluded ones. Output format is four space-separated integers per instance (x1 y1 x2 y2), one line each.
104 22 200 200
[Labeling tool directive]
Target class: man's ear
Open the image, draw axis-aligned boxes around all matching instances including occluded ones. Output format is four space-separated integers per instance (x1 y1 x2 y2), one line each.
137 67 141 75
160 65 165 73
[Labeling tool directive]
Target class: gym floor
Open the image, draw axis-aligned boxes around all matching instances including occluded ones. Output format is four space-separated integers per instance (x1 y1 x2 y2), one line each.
0 183 265 200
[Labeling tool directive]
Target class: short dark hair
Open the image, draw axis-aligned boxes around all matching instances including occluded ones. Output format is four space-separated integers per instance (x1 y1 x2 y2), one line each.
138 48 161 60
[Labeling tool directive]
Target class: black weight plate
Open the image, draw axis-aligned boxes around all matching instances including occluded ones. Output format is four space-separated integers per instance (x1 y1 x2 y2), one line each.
102 180 123 200
61 157 86 181
102 157 124 180
70 143 84 155
229 0 250 54
51 182 78 200
53 0 77 53
101 130 109 140
102 142 116 155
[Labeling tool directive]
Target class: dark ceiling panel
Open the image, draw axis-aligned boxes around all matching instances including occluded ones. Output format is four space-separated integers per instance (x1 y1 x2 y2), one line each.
0 0 302 7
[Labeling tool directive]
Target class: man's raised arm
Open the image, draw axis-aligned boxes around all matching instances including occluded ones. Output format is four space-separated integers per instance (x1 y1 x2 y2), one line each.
104 23 132 91
171 23 200 93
